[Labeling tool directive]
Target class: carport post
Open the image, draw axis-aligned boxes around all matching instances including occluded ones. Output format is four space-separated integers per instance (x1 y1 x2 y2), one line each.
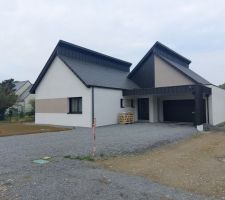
194 85 204 126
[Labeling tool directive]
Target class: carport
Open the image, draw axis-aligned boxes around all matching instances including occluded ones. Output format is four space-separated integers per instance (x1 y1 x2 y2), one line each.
123 85 211 126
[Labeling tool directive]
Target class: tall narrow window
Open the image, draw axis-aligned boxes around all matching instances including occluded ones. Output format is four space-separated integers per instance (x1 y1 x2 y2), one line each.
69 97 82 114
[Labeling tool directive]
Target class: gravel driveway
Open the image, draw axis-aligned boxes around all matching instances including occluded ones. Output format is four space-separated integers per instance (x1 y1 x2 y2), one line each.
0 123 215 200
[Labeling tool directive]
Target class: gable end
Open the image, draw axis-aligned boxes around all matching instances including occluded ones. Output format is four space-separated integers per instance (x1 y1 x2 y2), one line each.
154 55 195 87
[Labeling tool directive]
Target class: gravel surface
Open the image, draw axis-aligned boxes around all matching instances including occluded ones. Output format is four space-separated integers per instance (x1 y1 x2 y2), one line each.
0 123 215 200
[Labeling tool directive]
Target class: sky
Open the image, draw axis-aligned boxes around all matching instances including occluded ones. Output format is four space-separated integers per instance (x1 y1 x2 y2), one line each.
0 0 225 85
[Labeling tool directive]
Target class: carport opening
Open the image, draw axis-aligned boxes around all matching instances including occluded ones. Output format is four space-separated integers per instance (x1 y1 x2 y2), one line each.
162 99 206 124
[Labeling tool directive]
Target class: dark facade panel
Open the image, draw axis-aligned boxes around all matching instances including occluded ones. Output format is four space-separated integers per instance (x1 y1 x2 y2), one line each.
57 40 132 70
128 41 191 78
57 46 130 72
129 54 155 88
123 85 211 97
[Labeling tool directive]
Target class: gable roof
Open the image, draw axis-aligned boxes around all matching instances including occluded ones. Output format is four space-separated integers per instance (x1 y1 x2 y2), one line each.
158 55 211 85
128 41 211 85
14 81 29 91
128 41 191 78
19 84 33 101
30 40 137 93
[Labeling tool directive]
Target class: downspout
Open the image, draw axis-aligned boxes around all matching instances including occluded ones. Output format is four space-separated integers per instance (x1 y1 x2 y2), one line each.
206 95 209 124
92 87 95 125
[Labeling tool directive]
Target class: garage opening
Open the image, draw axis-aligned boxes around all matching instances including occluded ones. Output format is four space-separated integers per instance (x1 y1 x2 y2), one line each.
163 99 206 123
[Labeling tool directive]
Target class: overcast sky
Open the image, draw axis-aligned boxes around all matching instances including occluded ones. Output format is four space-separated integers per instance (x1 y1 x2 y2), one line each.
0 0 225 85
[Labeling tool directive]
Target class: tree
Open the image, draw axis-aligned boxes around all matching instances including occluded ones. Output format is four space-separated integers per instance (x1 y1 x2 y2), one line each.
28 99 35 115
219 83 225 90
0 79 17 120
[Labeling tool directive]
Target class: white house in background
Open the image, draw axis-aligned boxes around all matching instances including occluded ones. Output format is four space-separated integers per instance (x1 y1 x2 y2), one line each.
14 81 35 113
30 40 225 128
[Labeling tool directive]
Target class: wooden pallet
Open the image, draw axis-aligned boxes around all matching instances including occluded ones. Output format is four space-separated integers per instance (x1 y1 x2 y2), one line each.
119 112 134 124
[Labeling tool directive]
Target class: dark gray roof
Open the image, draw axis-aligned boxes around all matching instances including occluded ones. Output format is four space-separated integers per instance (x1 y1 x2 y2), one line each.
59 55 139 89
31 40 210 94
31 40 137 93
14 81 27 91
158 55 211 85
19 84 33 101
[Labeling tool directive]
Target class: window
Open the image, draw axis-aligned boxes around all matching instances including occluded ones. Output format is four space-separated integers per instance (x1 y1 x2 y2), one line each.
69 97 82 114
120 99 134 108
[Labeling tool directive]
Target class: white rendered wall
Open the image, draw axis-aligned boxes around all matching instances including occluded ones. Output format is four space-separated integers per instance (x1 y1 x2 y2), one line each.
154 56 194 87
35 56 92 127
208 85 225 125
149 96 158 122
94 87 135 126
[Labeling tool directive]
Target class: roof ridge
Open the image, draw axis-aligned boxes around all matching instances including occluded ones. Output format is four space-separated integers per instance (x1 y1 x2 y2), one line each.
128 41 191 78
14 80 29 91
57 40 132 67
19 84 33 101
154 41 191 63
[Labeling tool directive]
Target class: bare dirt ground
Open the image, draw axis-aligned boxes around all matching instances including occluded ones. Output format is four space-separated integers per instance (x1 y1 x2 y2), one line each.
0 122 70 137
97 131 225 198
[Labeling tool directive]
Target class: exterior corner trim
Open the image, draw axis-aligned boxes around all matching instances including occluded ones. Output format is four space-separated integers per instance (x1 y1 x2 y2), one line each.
92 87 95 124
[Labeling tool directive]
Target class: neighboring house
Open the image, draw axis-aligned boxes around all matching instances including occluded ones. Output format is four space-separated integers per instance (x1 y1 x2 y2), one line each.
14 81 35 113
30 40 225 128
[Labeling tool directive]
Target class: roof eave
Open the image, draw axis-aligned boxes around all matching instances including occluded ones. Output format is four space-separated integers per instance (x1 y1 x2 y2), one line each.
155 41 191 64
128 41 192 78
30 48 57 94
58 40 132 67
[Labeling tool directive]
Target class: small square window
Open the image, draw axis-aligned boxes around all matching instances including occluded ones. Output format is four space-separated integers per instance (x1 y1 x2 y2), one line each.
120 99 134 108
69 97 82 114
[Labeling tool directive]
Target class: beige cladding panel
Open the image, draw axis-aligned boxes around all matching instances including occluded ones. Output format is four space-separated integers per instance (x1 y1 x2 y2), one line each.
36 98 68 113
154 56 194 87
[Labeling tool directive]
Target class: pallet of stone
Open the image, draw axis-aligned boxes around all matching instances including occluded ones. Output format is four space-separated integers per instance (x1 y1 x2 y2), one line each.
119 112 134 124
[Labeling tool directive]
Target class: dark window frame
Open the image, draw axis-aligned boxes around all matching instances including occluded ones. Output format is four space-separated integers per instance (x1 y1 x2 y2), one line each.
68 97 82 114
120 99 124 108
120 99 134 108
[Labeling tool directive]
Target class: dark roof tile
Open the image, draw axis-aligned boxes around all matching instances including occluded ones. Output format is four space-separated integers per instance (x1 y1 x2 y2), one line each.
59 55 139 89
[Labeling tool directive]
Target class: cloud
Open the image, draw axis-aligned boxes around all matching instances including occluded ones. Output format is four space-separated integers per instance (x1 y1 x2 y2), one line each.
0 0 224 84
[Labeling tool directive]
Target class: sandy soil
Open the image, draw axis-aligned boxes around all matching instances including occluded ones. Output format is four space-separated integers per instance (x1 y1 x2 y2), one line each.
97 132 225 198
0 123 70 136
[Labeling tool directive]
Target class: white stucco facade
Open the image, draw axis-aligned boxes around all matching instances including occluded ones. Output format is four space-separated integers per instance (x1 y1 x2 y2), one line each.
35 56 92 127
34 57 225 128
154 56 194 87
94 87 135 126
208 85 225 125
33 42 225 128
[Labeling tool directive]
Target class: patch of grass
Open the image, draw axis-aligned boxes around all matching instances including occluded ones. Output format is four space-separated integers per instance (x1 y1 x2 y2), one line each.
0 122 70 137
64 154 95 161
